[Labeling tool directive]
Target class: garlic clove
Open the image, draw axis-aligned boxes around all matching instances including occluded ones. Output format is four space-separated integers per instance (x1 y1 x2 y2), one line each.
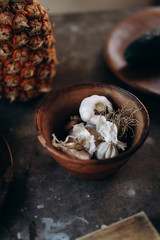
52 133 91 159
104 143 118 159
96 116 118 143
96 142 108 159
96 115 126 151
70 149 91 160
96 142 118 160
110 145 118 158
71 123 96 156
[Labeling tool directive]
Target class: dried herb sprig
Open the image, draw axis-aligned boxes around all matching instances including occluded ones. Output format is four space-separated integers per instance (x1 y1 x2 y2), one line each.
105 106 139 140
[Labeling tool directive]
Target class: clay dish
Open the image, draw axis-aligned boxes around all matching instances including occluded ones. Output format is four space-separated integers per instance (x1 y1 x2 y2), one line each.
0 134 13 208
35 83 150 179
105 8 160 96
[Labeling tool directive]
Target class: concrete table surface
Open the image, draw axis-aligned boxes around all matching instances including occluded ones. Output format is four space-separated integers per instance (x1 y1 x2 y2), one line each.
0 7 160 240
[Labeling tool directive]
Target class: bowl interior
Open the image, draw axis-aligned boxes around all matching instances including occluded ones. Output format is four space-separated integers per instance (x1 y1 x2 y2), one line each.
36 83 149 162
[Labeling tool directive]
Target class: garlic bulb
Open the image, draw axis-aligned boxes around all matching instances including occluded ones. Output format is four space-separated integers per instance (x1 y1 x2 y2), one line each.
71 123 96 156
96 115 127 151
52 95 129 161
79 95 113 125
96 142 118 160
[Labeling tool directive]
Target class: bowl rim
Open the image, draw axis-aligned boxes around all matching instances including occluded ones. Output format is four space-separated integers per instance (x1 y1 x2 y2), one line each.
35 82 150 165
0 133 13 172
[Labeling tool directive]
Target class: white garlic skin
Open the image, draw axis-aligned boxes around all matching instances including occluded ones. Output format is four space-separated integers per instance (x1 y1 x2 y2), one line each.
79 95 113 125
96 142 118 160
71 123 96 156
96 116 118 143
52 133 91 160
96 116 127 151
67 149 91 160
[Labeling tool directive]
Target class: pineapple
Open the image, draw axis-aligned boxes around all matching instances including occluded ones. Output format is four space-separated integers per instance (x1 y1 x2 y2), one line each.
0 0 56 101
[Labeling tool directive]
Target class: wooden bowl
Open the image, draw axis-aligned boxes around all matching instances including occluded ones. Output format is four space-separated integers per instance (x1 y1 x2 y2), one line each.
0 134 13 208
35 83 150 179
105 8 160 97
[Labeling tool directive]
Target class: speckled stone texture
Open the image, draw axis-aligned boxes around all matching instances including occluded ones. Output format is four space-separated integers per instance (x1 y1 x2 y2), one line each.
0 7 160 240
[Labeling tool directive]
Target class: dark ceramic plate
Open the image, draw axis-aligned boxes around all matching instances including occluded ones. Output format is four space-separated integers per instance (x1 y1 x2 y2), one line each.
0 134 13 209
105 8 160 97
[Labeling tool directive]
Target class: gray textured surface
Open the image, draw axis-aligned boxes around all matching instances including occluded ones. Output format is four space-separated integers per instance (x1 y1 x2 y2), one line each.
0 8 160 240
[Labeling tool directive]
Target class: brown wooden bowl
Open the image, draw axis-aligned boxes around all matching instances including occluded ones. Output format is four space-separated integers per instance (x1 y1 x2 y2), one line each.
35 83 150 179
0 134 13 208
105 8 160 97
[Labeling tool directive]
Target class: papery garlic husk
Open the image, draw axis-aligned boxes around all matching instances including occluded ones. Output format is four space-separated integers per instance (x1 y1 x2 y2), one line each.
52 133 91 160
70 123 96 156
79 95 114 125
52 133 83 151
85 123 103 143
96 142 118 160
96 115 127 151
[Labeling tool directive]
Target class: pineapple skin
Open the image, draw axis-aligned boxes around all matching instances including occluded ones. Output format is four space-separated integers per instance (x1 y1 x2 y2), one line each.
0 0 56 101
